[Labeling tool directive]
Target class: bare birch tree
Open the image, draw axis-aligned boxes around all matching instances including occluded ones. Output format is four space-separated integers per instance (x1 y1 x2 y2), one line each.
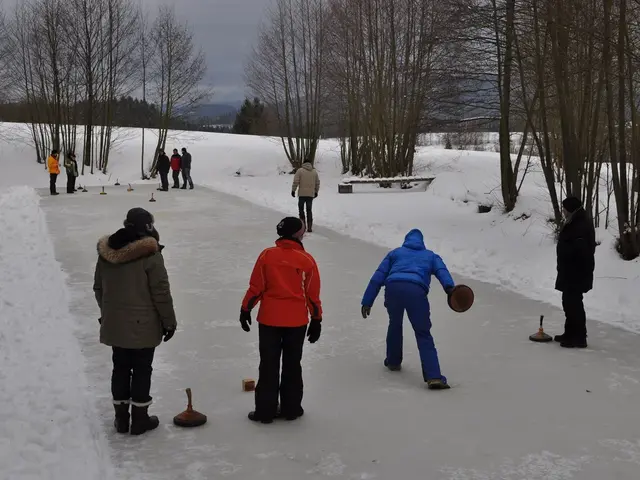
149 5 207 173
247 0 326 170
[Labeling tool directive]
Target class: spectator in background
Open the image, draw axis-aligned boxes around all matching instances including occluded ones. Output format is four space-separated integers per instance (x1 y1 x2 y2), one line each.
47 150 60 196
554 196 596 349
156 151 170 191
65 152 79 194
291 161 320 232
180 148 194 190
170 149 182 189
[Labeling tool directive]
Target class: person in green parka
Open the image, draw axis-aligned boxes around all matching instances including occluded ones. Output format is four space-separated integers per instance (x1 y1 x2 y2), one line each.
64 152 79 194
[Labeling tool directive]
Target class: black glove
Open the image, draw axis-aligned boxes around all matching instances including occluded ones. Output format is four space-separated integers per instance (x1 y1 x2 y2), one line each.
314 192 318 198
240 309 252 332
307 318 321 343
98 317 102 325
163 328 175 342
361 305 371 319
291 191 296 198
445 286 455 297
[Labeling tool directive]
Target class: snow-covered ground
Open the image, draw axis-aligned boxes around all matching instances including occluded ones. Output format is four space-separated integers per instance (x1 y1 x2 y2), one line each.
38 184 640 479
0 187 115 480
2 122 637 333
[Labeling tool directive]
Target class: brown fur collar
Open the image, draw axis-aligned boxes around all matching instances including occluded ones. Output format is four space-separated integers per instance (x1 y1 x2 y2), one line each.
97 235 159 264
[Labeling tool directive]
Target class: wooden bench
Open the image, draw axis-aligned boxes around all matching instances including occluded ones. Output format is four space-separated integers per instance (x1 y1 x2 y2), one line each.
338 176 435 194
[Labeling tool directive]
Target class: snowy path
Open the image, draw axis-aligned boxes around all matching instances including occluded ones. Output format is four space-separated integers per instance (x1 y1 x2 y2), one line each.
42 185 640 480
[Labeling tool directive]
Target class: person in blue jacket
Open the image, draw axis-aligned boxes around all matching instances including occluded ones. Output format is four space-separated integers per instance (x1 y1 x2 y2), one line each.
361 229 455 390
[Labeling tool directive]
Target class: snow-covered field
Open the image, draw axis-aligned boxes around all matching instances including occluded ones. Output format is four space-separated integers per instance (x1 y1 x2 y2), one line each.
1 122 635 332
0 187 115 480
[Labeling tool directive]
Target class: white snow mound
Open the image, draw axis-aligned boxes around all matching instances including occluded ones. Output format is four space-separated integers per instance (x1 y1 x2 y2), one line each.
0 186 114 480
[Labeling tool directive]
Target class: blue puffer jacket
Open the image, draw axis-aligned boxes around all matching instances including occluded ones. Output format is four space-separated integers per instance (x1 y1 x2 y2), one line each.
361 229 455 307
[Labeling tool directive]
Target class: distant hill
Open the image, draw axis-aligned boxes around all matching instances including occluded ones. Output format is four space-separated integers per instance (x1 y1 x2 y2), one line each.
186 103 240 122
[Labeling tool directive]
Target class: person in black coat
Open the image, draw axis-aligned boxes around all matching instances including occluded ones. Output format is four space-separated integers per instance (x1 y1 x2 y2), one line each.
180 148 194 190
156 151 170 191
554 196 596 348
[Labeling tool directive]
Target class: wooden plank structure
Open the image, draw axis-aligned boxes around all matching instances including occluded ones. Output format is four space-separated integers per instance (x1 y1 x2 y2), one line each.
338 176 435 194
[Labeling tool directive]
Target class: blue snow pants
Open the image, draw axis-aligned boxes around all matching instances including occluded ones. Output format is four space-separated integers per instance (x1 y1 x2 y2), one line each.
384 281 444 382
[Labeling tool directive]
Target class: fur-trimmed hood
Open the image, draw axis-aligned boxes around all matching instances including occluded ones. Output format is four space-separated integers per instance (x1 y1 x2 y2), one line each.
97 233 160 264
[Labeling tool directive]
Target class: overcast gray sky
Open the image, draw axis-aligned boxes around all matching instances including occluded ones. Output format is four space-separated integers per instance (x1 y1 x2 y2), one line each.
145 0 272 104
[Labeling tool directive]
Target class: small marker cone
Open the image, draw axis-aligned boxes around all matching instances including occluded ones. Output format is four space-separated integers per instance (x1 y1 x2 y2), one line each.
149 193 156 202
173 388 207 428
115 178 120 186
127 183 134 192
529 315 552 342
99 186 107 195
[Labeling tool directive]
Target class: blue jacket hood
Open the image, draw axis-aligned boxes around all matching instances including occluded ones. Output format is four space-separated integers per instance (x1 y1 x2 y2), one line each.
402 229 426 251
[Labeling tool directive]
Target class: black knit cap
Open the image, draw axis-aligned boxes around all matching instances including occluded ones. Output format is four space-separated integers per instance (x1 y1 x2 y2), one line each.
124 207 155 233
277 217 304 238
562 196 582 214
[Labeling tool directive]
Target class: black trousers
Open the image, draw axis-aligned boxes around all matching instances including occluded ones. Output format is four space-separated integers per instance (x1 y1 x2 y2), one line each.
50 173 58 194
298 197 314 227
66 175 76 193
172 170 181 187
159 170 169 190
181 167 194 188
255 324 307 418
111 347 155 406
562 291 587 341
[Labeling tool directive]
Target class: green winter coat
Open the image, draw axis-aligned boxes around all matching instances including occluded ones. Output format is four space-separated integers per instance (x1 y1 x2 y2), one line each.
93 234 177 349
64 157 78 177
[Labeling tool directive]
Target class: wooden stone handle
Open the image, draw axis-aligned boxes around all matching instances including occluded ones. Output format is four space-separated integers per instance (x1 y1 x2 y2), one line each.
186 388 193 411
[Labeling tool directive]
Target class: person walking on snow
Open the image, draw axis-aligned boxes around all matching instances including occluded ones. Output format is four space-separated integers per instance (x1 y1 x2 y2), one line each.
47 149 60 195
554 196 596 349
240 217 323 424
65 152 79 194
361 229 455 390
156 151 170 191
170 149 182 188
291 161 320 232
93 208 177 435
180 147 194 190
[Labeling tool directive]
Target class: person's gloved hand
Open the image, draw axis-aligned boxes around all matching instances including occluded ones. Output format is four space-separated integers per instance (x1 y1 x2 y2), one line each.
361 305 371 319
163 328 175 342
240 309 252 332
314 192 318 198
291 191 296 198
98 317 102 325
307 318 321 343
445 286 455 297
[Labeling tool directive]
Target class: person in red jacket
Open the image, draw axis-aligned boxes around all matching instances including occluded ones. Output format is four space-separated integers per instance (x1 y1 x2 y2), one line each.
240 217 322 424
170 149 182 188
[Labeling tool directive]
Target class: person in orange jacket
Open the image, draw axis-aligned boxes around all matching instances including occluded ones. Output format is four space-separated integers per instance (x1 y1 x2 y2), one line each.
47 150 60 195
240 217 322 424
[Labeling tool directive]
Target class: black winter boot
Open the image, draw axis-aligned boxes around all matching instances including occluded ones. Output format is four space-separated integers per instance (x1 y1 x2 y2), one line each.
130 405 159 435
114 403 130 434
248 411 274 424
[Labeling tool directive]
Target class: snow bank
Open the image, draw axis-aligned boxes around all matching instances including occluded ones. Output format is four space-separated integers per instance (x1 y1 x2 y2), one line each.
3 122 640 333
0 186 114 480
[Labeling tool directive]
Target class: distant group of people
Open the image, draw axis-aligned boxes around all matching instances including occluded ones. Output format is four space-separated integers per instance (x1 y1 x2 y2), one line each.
46 149 79 195
156 148 194 191
46 147 195 195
